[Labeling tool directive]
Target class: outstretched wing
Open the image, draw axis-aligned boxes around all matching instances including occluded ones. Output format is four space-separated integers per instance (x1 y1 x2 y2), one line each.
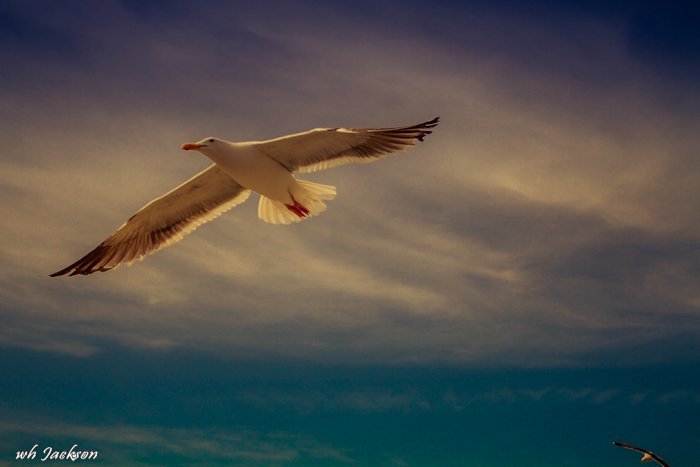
613 441 643 452
51 164 250 276
613 442 670 467
255 117 439 173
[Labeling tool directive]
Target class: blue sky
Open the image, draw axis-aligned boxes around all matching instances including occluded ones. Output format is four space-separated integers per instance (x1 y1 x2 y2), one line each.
1 0 699 465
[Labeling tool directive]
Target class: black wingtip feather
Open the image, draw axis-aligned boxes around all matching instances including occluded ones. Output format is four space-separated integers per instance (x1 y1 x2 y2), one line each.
50 244 108 277
418 117 440 129
413 117 439 141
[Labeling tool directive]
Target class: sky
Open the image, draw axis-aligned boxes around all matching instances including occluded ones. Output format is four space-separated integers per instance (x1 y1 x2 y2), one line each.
1 0 699 465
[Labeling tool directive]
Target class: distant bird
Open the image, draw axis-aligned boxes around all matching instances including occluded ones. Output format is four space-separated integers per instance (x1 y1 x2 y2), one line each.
613 441 670 467
50 117 439 276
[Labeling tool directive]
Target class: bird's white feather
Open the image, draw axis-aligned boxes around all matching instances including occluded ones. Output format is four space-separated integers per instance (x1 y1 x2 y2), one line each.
255 118 439 173
51 164 250 276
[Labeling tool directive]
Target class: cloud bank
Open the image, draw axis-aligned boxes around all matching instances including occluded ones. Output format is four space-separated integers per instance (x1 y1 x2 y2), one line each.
1 0 698 365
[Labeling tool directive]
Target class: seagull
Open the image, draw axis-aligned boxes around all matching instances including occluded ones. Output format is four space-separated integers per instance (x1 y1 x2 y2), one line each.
613 441 670 467
50 117 439 276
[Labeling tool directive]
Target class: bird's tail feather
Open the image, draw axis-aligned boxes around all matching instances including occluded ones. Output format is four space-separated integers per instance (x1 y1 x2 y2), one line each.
258 179 336 225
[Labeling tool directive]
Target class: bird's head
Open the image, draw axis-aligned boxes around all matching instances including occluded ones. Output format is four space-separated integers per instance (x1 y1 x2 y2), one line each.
181 137 220 152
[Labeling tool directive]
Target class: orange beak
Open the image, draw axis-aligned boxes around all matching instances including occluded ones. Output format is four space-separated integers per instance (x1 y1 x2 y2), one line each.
181 143 204 151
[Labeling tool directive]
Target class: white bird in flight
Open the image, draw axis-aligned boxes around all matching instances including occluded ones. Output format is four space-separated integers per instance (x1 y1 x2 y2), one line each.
613 441 670 467
51 117 439 276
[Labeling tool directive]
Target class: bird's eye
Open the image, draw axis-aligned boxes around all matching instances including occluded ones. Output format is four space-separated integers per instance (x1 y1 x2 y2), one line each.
208 139 215 143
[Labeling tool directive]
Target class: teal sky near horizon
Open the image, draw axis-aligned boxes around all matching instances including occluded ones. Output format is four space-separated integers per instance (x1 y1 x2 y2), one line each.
1 0 699 465
1 347 699 466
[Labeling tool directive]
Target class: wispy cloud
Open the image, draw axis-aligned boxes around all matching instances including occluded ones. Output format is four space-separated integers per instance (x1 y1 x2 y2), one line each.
0 1 698 365
0 420 351 465
233 385 700 416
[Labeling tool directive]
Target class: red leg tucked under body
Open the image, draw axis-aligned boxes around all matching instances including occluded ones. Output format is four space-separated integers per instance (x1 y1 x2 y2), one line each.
285 194 310 218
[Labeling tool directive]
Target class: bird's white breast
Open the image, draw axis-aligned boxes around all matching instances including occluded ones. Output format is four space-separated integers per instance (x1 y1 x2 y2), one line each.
204 143 295 202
